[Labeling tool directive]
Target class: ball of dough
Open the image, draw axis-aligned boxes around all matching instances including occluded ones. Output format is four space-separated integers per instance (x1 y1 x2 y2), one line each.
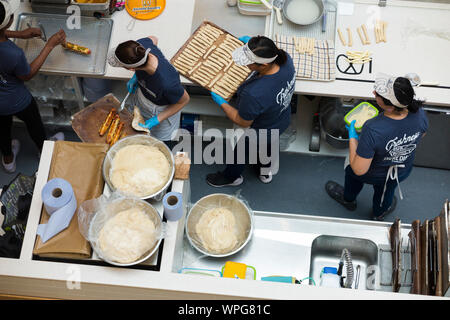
98 208 157 264
195 207 238 254
110 144 170 197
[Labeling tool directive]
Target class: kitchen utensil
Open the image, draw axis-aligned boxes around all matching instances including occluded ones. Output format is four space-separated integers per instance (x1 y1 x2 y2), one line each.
321 0 327 32
273 0 284 25
283 0 324 26
185 193 254 258
354 264 361 289
26 21 47 42
409 220 422 294
38 23 47 41
119 91 131 112
102 134 175 201
88 196 163 267
260 0 273 9
389 218 402 292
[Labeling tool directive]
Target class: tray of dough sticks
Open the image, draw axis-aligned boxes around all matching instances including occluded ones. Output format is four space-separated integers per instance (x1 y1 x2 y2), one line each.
171 21 252 101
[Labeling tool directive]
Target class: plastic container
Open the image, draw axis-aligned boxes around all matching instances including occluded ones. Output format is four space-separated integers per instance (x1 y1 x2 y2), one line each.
344 102 379 132
238 0 272 16
319 267 341 288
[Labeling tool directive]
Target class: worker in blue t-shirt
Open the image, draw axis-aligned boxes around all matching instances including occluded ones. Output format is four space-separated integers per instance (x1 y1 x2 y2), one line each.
107 37 190 145
326 73 429 221
0 0 66 173
207 35 296 187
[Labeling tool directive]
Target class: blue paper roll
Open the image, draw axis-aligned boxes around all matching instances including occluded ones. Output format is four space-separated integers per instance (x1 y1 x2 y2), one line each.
163 191 183 221
37 178 77 243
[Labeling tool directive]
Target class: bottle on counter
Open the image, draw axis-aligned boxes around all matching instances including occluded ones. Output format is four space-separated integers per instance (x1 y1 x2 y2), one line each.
319 267 341 288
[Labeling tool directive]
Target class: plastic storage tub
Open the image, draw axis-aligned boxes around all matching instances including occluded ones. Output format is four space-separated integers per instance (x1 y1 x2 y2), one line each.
238 0 272 15
344 102 379 131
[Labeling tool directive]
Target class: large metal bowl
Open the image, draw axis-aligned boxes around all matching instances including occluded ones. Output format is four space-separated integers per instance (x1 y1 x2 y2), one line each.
283 0 324 26
102 134 175 201
88 197 163 267
185 193 254 258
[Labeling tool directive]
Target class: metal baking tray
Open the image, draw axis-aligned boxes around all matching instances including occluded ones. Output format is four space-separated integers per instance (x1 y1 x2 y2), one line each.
14 13 113 76
268 0 337 42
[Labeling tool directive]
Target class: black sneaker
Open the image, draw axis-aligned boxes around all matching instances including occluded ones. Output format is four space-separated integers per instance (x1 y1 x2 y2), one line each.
206 171 244 188
373 196 398 221
325 181 357 211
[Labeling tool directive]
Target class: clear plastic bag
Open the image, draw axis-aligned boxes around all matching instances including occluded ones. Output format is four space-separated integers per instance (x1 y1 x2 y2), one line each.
185 192 254 257
77 192 166 266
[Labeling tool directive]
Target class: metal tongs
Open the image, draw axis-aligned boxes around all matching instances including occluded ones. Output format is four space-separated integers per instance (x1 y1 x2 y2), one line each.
26 21 47 42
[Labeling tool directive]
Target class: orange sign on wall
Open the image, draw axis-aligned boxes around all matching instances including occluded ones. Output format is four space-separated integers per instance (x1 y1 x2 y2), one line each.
125 0 166 20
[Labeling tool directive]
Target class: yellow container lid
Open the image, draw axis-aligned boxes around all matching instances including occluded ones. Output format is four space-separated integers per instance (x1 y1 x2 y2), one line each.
126 0 166 20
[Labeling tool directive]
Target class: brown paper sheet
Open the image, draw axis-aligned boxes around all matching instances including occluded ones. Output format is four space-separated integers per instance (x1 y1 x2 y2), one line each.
33 141 108 259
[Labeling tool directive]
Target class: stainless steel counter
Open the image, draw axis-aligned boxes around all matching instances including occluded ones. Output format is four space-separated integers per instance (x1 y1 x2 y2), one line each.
180 210 414 293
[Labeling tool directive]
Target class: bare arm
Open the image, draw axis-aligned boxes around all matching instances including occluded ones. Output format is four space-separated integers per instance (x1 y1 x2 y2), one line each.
348 138 373 176
16 30 66 82
220 103 253 128
5 28 41 39
156 90 190 122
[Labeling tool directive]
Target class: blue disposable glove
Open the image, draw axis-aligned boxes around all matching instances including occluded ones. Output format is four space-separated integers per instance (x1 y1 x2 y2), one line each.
139 115 160 130
127 73 138 94
346 120 359 140
238 36 251 44
210 91 228 106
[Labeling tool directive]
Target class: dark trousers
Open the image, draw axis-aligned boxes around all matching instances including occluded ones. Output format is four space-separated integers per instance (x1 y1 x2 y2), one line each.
0 98 46 156
223 131 275 181
343 165 412 217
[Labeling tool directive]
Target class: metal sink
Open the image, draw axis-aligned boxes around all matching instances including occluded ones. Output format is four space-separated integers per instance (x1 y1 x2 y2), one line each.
309 235 379 290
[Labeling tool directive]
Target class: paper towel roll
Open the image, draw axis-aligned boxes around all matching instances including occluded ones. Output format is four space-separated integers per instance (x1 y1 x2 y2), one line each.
163 192 183 221
37 178 77 243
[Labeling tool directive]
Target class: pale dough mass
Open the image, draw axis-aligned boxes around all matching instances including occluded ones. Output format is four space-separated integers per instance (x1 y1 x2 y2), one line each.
348 104 377 128
110 144 170 197
98 208 157 264
195 207 238 254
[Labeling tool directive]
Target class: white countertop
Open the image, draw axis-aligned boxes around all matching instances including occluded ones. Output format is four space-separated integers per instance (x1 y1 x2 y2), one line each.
266 0 450 107
13 0 450 107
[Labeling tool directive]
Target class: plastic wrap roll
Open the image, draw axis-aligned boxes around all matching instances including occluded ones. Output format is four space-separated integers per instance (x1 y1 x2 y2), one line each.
37 178 77 243
163 192 183 221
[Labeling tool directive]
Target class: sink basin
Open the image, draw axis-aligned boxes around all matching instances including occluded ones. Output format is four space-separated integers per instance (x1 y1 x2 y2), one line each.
309 235 378 290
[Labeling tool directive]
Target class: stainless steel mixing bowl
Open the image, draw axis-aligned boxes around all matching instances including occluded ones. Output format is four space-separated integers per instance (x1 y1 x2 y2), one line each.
102 134 175 201
88 197 163 267
185 193 254 258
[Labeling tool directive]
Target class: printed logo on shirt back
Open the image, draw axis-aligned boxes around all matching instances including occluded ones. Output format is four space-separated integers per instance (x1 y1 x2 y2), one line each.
276 73 296 115
383 132 421 163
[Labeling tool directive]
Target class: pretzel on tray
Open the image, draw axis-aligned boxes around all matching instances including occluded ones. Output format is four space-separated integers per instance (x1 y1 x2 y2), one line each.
171 22 251 100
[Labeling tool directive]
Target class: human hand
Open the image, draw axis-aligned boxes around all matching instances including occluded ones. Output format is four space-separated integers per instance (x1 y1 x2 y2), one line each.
127 73 138 94
139 115 160 130
346 120 359 140
46 29 66 49
21 28 42 39
210 91 228 107
238 36 251 44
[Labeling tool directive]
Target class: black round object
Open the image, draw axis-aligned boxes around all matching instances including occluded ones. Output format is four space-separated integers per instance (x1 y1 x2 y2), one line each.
318 98 352 149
